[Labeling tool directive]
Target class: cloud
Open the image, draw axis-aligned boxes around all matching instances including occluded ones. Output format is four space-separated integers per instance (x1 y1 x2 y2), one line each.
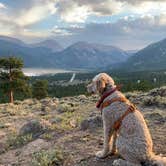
51 26 72 36
117 0 166 4
15 3 56 26
0 3 6 9
0 0 56 27
74 0 122 16
54 0 166 21
55 0 123 22
0 0 166 49
0 0 57 39
55 14 166 50
56 0 90 23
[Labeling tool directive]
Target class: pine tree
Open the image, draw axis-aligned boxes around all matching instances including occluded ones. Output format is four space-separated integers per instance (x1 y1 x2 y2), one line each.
0 56 30 103
32 80 48 99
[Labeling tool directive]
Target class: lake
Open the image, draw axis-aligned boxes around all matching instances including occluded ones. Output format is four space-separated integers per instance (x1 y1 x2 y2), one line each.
23 68 73 76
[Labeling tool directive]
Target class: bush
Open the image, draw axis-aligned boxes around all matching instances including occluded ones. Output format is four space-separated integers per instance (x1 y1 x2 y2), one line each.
32 149 65 166
6 133 33 149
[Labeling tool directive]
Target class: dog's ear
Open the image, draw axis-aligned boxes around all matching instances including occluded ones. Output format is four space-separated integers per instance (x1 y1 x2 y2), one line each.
96 79 106 93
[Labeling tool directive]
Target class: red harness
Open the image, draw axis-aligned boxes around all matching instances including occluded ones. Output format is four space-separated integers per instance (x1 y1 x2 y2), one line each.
96 86 136 131
96 87 118 109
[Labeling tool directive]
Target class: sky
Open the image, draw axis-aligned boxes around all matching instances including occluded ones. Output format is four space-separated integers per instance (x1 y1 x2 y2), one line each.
0 0 166 50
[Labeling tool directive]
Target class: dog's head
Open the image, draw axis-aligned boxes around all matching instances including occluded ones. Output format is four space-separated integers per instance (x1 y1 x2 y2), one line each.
87 73 115 95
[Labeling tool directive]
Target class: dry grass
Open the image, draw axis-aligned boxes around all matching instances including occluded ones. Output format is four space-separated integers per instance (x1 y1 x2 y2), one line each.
0 87 165 165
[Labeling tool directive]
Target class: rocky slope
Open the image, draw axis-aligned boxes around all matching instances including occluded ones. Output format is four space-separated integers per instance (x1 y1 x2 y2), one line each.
0 87 166 166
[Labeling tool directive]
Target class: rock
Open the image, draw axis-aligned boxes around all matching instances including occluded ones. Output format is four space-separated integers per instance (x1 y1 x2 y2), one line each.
0 131 6 138
20 139 50 156
19 120 45 138
69 119 77 128
80 116 102 131
78 95 87 100
57 103 75 113
149 87 166 97
41 106 51 112
40 98 58 112
50 117 62 124
4 123 12 128
148 113 165 124
0 142 6 154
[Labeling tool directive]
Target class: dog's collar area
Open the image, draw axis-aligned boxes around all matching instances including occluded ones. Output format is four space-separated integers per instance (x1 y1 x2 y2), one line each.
96 86 118 108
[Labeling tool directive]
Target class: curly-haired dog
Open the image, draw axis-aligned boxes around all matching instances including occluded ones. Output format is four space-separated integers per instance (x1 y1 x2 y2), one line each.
87 73 166 166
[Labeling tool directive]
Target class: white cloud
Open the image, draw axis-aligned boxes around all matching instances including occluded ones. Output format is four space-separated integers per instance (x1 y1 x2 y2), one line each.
0 3 6 9
15 3 56 26
75 0 123 16
0 0 166 49
56 14 166 50
124 1 166 15
53 0 166 23
51 26 72 36
56 0 90 23
0 0 57 38
159 14 166 25
0 0 56 27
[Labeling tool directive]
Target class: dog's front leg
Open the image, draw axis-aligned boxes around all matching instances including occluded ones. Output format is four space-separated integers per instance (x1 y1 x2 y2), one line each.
96 119 114 159
110 131 117 154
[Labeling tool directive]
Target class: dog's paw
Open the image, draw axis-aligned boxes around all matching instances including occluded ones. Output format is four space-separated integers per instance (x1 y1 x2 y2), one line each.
113 159 123 166
95 150 108 159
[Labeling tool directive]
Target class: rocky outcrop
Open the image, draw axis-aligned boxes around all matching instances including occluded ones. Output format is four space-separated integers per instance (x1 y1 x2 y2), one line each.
19 120 45 138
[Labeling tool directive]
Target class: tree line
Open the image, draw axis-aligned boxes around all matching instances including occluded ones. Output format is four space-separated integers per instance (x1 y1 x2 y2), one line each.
0 56 166 103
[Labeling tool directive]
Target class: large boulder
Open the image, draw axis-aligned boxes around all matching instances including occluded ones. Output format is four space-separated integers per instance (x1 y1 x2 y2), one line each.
19 120 45 138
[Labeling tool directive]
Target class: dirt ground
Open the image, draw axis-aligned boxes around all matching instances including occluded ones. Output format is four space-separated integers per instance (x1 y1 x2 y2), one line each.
0 89 166 166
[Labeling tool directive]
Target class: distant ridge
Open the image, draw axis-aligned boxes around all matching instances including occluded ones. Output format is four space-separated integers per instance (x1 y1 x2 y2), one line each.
119 38 166 71
0 36 129 69
55 41 129 69
31 39 63 52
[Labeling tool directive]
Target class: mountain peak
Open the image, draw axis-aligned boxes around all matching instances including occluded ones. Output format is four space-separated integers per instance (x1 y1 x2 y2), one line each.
32 39 63 52
0 35 25 46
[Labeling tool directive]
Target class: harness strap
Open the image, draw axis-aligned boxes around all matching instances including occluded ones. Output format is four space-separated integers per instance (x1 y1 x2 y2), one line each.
113 104 136 130
101 97 128 109
101 97 136 131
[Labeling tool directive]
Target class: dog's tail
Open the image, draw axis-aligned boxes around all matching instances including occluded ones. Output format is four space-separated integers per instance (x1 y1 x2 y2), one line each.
142 153 166 166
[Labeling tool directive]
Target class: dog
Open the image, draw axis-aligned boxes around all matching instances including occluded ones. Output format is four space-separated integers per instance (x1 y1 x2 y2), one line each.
87 73 166 166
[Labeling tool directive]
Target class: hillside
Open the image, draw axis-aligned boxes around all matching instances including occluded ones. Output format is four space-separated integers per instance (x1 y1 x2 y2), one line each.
0 87 166 165
122 38 166 71
55 42 128 69
0 36 129 69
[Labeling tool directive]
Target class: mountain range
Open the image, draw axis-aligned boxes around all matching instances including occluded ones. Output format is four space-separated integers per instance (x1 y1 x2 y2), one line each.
0 35 166 71
0 36 129 69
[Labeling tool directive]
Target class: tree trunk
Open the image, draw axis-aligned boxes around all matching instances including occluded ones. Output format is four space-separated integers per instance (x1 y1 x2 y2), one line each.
9 66 14 103
9 90 14 103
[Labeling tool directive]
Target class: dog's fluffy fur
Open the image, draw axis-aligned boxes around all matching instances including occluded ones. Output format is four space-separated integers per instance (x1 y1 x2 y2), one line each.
87 73 166 166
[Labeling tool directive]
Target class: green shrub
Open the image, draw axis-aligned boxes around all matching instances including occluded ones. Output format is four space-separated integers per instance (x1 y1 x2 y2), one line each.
6 133 33 149
32 149 64 166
